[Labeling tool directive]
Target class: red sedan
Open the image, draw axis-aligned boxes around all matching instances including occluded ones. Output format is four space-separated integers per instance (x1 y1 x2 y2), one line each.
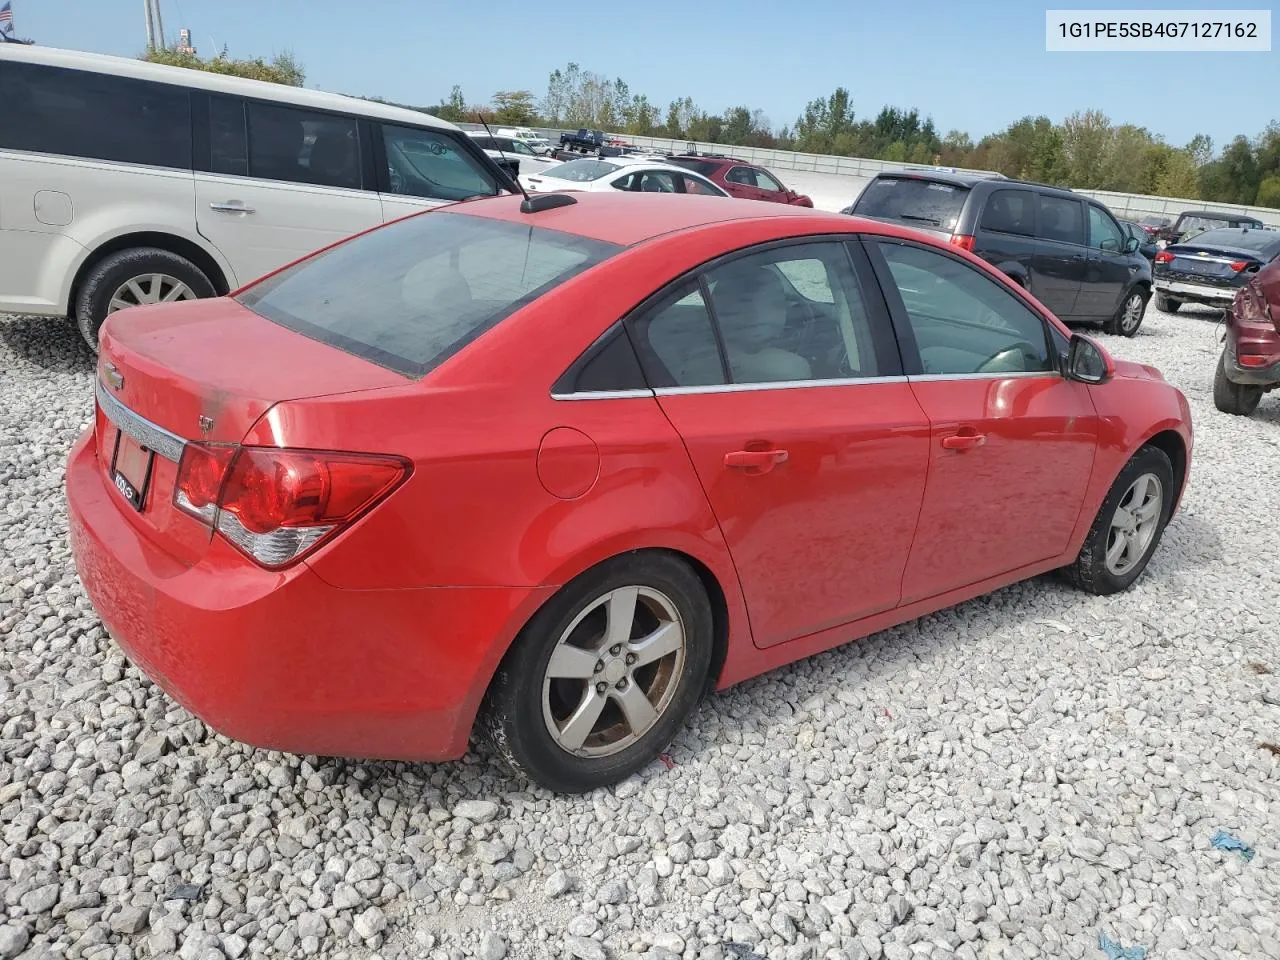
67 192 1193 793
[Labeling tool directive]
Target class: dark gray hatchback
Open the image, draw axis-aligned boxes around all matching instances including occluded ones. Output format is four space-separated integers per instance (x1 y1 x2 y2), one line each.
845 172 1154 337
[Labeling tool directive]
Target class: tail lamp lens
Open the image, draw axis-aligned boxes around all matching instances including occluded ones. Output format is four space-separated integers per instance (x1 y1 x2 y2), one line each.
950 234 976 252
174 444 410 568
1155 250 1174 263
1229 260 1250 272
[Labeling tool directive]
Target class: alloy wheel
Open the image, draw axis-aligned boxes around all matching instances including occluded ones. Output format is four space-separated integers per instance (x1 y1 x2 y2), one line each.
1105 472 1163 575
108 274 197 315
541 585 686 758
1120 293 1144 333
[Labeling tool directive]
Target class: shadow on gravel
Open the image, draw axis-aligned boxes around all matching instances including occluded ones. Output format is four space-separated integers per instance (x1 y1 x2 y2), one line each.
1150 511 1225 576
0 314 95 373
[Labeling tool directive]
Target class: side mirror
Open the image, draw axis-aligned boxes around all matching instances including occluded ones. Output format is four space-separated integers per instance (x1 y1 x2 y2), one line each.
1064 333 1114 384
1124 236 1140 253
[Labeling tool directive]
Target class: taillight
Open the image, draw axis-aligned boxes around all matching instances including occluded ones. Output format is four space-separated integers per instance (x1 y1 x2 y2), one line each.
1229 260 1251 272
950 234 976 252
1239 355 1267 367
1155 250 1174 263
174 443 237 524
174 445 411 568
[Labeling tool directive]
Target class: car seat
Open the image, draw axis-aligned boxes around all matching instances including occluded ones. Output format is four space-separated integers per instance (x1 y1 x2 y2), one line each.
709 263 811 383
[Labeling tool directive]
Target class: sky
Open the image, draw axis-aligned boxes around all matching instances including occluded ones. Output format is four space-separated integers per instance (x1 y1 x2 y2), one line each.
10 0 1277 150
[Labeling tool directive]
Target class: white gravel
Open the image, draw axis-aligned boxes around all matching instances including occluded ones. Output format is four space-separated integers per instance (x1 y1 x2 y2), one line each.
1 304 1278 960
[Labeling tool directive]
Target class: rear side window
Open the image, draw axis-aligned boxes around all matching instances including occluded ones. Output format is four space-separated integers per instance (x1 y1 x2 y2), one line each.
236 212 622 377
247 102 361 190
1036 195 1084 245
851 177 970 231
0 61 191 169
979 189 1035 237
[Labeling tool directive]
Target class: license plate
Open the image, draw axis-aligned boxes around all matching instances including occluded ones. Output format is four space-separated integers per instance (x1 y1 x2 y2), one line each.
111 430 154 512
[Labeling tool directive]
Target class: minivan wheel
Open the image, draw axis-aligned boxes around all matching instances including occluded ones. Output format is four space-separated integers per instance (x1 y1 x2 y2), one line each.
1063 444 1174 596
482 552 713 793
1105 289 1148 337
1213 351 1263 416
1153 292 1181 314
75 247 215 352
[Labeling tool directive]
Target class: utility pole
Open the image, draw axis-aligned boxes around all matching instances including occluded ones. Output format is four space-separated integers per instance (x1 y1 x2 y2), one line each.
143 0 155 50
152 0 166 49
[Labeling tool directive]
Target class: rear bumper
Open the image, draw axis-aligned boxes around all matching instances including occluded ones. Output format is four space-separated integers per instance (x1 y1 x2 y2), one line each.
1224 339 1280 387
66 428 550 762
1155 278 1238 306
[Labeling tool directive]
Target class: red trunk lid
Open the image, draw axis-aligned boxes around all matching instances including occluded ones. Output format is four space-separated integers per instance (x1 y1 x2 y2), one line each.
93 299 407 566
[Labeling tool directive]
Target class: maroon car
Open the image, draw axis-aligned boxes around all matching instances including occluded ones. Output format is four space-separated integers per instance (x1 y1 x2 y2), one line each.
1216 256 1280 416
665 152 813 207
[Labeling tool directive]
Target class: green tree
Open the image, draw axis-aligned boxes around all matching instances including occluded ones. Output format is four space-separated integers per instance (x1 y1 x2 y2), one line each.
143 47 305 86
492 90 537 125
1257 175 1280 208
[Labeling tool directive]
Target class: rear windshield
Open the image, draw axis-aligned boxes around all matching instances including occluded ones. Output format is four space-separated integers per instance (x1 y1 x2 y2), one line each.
236 211 622 377
542 159 620 182
851 177 970 231
1181 228 1280 254
666 157 721 177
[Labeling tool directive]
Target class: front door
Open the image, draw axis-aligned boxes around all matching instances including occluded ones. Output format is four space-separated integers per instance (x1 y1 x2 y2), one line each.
1078 203 1137 320
627 240 931 648
1030 194 1088 318
195 96 384 286
868 237 1098 603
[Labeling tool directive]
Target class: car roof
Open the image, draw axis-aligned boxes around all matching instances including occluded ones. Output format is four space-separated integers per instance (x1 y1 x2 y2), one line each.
447 192 855 246
1 43 461 132
1177 209 1261 221
870 170 1000 188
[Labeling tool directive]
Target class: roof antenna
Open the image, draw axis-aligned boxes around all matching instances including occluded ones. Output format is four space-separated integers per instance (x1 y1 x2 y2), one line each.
477 114 575 214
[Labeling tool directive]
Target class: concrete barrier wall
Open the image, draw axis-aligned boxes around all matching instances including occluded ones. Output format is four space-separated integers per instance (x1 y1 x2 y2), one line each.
458 123 1280 227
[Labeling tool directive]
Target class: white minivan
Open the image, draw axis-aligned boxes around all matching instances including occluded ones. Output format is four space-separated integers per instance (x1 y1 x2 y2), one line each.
0 45 519 350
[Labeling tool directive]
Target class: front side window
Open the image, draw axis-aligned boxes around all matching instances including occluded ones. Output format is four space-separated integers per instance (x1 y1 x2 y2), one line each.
237 212 621 377
754 169 784 192
246 102 360 189
1088 205 1126 252
1036 195 1084 245
0 61 191 169
876 241 1053 376
382 125 502 201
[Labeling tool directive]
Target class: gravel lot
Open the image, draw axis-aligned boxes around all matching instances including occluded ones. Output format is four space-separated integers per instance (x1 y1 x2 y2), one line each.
1 303 1278 960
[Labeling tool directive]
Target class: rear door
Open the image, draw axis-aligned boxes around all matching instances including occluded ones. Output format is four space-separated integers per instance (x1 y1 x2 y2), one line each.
374 123 507 221
627 238 931 648
866 237 1098 602
1031 194 1087 318
194 95 384 287
1078 203 1137 320
973 187 1038 284
724 165 768 201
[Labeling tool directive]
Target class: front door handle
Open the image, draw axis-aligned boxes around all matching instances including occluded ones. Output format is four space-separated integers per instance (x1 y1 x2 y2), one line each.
724 448 789 472
942 432 986 451
209 201 255 214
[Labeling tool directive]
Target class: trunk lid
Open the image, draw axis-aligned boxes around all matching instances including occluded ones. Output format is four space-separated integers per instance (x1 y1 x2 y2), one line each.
94 298 407 566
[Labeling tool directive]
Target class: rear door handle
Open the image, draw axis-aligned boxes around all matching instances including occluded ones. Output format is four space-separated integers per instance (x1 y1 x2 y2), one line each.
209 201 255 214
941 433 986 451
724 448 789 472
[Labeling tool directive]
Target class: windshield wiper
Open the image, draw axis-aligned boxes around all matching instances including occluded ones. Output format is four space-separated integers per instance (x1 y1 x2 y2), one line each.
898 214 942 225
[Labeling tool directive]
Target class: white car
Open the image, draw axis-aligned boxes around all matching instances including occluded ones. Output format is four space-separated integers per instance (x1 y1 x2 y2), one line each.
496 127 552 154
467 133 563 173
520 156 730 197
0 44 516 350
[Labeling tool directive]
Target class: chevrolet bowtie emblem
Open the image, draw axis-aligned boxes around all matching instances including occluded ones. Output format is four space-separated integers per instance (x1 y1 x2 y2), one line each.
103 363 124 391
198 415 214 433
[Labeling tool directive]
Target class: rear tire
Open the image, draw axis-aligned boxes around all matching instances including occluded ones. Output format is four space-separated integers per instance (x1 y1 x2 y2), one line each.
1154 292 1181 314
1105 287 1148 337
482 552 713 793
75 247 215 353
1063 445 1174 596
1213 350 1263 416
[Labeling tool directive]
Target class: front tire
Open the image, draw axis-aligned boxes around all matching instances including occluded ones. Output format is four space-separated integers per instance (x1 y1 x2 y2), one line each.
75 247 215 352
1154 291 1181 314
482 552 713 793
1064 445 1174 595
1105 288 1148 337
1213 350 1263 416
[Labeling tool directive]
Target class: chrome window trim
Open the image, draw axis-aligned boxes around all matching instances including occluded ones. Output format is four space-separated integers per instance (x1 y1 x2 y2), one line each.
908 370 1060 382
653 375 910 396
550 389 655 401
96 379 187 463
